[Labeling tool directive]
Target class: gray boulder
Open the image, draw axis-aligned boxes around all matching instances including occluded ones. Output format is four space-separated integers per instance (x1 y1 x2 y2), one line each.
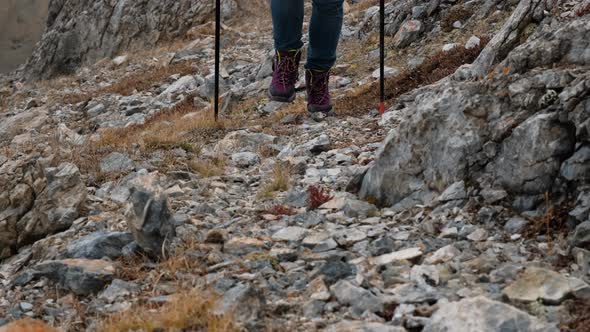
330 280 384 314
214 283 266 326
24 0 236 80
488 112 574 195
360 16 589 210
0 160 86 258
126 187 176 257
393 20 423 48
100 152 135 174
66 231 134 260
561 145 590 182
572 221 590 250
13 259 115 296
423 296 558 332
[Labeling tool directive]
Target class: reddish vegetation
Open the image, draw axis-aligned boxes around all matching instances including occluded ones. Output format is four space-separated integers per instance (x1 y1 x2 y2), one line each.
335 36 490 116
441 6 474 32
576 1 590 17
0 319 60 332
561 299 590 332
264 204 297 216
307 185 333 210
525 192 573 242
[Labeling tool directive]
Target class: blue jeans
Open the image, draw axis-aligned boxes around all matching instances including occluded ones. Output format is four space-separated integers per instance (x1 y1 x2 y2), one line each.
271 0 344 71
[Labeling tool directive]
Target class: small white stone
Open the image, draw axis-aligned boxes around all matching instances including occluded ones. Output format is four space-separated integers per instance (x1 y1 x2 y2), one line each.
372 247 423 266
112 55 128 66
372 66 399 79
442 43 460 52
465 36 481 49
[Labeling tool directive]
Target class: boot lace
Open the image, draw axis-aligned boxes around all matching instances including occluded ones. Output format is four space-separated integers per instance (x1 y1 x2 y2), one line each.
276 55 297 87
310 71 329 104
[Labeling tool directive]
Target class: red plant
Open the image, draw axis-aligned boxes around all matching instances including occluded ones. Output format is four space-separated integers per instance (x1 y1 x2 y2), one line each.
307 185 333 210
576 1 590 17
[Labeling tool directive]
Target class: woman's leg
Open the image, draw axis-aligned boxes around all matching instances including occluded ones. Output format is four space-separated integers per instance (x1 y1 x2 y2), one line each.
307 0 344 70
270 0 304 51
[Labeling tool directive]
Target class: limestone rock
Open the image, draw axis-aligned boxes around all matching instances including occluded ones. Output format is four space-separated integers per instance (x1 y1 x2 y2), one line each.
393 20 423 48
572 221 590 249
0 160 86 258
66 231 134 260
126 187 176 257
13 259 115 295
423 296 558 332
25 0 221 80
214 283 266 325
326 321 406 332
331 280 384 314
503 267 590 304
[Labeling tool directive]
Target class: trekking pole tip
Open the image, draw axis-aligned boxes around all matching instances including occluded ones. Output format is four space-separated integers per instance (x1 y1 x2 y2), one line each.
379 102 385 115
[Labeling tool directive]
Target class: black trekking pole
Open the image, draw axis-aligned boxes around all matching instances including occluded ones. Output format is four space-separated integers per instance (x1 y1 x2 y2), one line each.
379 0 385 115
214 0 221 121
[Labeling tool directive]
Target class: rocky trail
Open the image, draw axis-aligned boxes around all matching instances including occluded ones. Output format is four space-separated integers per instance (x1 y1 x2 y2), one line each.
1 0 590 331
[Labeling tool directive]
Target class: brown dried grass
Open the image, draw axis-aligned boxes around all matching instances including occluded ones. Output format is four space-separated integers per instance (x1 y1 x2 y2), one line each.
560 299 590 332
63 61 197 104
441 5 474 32
335 35 490 116
524 192 573 244
99 288 237 332
257 162 292 199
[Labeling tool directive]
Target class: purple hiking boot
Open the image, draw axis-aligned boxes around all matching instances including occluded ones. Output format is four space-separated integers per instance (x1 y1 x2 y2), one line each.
268 50 301 102
306 69 334 118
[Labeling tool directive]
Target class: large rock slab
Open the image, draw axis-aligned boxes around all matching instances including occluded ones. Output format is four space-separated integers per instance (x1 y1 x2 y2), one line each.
23 0 237 80
13 259 115 295
326 321 406 332
360 16 590 209
331 280 384 314
423 296 559 332
66 231 134 260
503 267 590 304
488 112 575 195
0 160 86 258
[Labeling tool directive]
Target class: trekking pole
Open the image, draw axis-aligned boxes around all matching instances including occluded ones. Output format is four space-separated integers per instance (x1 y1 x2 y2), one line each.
214 0 221 121
379 0 385 115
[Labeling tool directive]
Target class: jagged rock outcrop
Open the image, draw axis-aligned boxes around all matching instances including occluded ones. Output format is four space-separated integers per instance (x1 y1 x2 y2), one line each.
126 186 176 257
360 15 590 211
23 0 240 80
0 159 86 258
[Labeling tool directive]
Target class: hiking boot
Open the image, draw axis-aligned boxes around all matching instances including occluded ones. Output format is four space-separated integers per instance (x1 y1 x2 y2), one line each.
306 69 333 116
268 50 301 102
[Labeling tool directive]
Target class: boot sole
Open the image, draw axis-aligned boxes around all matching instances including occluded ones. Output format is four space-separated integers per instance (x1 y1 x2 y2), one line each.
268 90 296 103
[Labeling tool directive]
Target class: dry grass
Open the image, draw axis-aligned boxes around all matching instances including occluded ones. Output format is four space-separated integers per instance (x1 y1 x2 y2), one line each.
349 0 380 12
441 5 474 32
257 162 291 199
97 95 237 153
524 192 573 245
189 155 227 178
335 35 489 116
0 319 61 332
117 237 205 285
99 288 237 332
560 299 590 332
63 61 197 104
577 1 590 16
